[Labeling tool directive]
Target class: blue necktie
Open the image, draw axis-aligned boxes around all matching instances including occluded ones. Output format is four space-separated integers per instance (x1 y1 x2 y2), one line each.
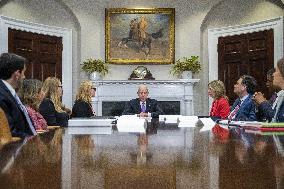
14 94 37 135
141 102 146 113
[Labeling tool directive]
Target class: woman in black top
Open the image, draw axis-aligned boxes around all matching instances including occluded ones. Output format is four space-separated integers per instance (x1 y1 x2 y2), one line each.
71 80 95 118
39 77 69 127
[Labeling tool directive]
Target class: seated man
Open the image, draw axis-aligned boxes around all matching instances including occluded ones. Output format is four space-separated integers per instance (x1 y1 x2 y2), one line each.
228 75 257 121
0 53 37 138
253 69 280 122
122 84 163 118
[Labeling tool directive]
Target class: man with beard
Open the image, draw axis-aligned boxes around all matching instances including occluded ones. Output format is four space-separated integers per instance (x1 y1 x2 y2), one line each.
0 53 37 138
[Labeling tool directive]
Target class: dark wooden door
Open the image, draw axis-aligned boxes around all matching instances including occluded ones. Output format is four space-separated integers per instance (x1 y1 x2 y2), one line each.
218 29 274 104
8 28 62 81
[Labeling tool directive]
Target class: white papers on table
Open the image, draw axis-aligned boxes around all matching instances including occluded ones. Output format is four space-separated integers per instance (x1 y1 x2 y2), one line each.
178 116 198 127
199 118 216 132
67 127 112 135
218 120 262 127
159 115 181 124
116 115 146 133
68 118 115 127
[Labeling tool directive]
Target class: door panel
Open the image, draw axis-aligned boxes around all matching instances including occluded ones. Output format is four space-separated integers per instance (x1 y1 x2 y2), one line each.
218 29 274 104
8 28 62 82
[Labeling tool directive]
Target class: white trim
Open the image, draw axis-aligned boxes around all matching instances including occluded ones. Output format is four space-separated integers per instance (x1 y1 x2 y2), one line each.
0 15 73 108
208 17 283 108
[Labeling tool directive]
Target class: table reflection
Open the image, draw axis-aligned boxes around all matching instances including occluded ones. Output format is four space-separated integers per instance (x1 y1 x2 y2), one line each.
2 120 284 188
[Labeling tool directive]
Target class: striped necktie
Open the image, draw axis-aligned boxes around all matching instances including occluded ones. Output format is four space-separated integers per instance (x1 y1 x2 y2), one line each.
14 94 37 135
228 100 241 120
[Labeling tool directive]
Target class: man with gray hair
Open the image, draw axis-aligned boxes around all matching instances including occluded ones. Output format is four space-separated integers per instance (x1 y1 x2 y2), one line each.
122 84 163 118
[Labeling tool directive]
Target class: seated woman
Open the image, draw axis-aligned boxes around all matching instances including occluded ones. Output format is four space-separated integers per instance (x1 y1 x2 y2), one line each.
272 58 284 122
18 79 48 132
71 81 95 118
39 77 69 127
208 80 230 119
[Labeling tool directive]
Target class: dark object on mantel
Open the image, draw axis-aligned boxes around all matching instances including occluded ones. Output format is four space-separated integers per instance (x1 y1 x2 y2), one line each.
129 66 155 80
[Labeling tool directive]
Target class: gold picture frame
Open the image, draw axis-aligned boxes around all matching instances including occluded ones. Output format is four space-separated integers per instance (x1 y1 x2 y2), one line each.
105 8 175 64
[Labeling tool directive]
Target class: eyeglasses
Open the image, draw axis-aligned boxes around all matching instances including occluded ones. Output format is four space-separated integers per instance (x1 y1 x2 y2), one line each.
58 85 63 88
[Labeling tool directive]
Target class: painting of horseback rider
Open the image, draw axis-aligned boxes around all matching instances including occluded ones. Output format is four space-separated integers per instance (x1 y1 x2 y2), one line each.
138 16 148 45
118 15 163 56
129 18 139 41
106 8 175 64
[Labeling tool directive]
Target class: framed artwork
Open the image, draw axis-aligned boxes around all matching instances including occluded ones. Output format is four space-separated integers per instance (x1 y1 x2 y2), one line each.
105 8 175 64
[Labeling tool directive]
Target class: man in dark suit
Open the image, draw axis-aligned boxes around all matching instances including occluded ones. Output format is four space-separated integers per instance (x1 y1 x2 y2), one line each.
0 53 36 138
228 75 257 121
253 69 280 122
122 84 163 118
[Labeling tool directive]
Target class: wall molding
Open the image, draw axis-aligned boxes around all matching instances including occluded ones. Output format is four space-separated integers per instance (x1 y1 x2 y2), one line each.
208 16 283 82
207 17 283 108
0 15 73 108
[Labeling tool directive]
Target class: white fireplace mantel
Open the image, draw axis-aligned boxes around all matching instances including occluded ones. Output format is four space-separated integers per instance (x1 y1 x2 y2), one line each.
92 79 200 116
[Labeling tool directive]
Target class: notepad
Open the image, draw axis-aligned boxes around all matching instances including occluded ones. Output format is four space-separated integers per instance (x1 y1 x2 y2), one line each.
116 116 146 133
199 118 216 132
159 115 181 124
68 118 115 127
178 116 198 127
67 127 112 135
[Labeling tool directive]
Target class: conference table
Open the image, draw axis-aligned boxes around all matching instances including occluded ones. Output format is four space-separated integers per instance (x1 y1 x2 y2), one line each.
0 119 284 189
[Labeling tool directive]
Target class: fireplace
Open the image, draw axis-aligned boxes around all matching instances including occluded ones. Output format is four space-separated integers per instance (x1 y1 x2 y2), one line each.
101 101 180 116
92 80 199 116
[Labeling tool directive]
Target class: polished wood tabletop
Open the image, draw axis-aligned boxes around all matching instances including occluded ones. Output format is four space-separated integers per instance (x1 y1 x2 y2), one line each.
1 120 284 189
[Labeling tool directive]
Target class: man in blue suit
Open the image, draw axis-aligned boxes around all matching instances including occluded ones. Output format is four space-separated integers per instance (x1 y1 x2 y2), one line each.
122 84 163 118
253 69 280 122
0 53 36 138
229 75 257 121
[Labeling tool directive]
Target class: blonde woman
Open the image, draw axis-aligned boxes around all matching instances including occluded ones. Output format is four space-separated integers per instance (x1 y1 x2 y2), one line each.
39 77 69 127
71 80 95 118
208 80 230 119
18 79 47 131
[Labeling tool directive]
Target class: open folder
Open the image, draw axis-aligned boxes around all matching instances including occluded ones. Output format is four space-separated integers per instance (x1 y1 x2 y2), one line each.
116 115 146 133
68 117 116 127
178 116 199 127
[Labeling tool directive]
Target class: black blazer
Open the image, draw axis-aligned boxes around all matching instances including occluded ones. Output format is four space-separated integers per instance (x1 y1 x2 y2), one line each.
71 100 94 118
0 80 33 138
39 98 69 127
122 98 163 118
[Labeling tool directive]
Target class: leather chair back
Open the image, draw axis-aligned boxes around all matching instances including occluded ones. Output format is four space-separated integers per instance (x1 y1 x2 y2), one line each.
0 107 13 141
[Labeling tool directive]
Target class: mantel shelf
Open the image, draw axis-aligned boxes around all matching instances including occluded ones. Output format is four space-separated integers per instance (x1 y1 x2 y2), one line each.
93 79 200 85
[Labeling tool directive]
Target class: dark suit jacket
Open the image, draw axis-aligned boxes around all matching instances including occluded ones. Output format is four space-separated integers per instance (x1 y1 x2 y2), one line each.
122 98 163 118
257 101 275 122
39 98 69 127
71 100 94 118
231 95 256 121
0 80 33 138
